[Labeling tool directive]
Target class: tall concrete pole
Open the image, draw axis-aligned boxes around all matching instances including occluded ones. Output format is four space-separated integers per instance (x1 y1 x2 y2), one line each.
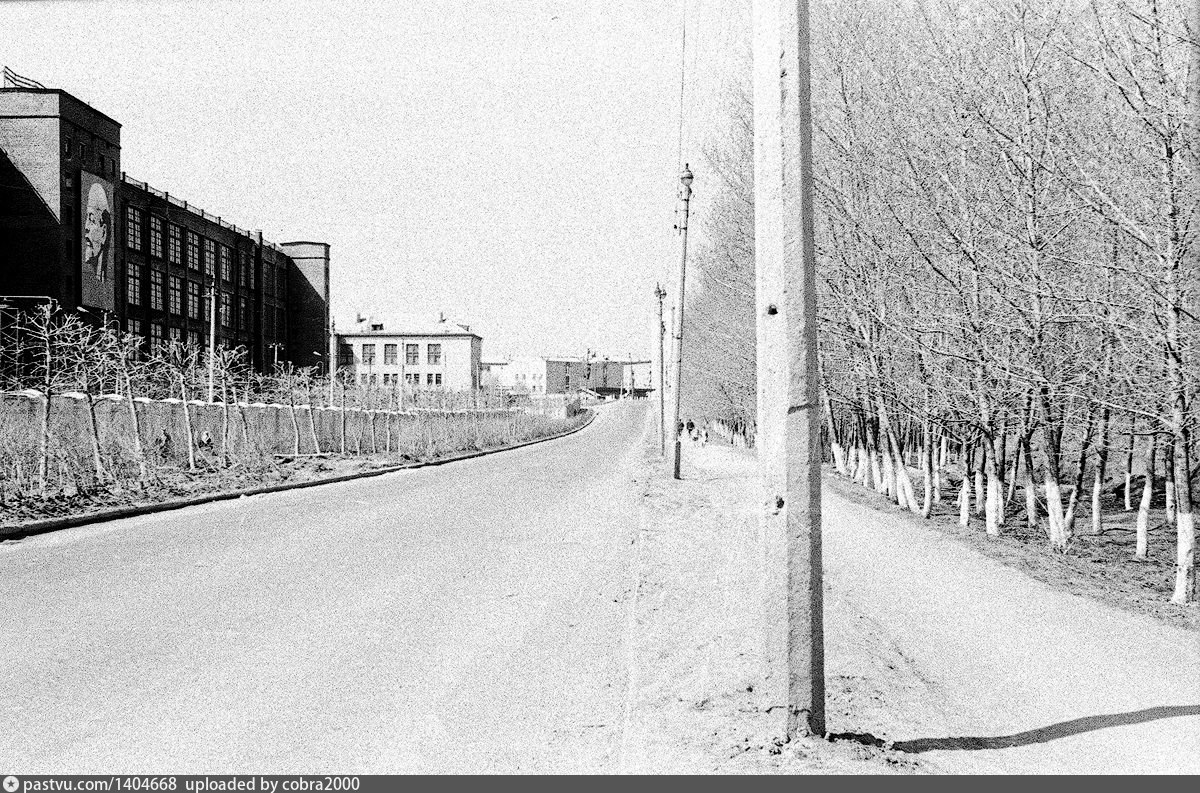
753 0 825 739
654 282 667 456
667 165 693 481
207 281 217 403
328 319 337 406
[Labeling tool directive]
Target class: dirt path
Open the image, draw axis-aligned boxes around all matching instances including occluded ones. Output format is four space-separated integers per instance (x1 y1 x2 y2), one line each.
628 440 1199 774
822 475 1200 773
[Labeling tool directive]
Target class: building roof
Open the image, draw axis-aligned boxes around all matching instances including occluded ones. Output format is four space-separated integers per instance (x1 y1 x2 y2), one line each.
334 313 481 339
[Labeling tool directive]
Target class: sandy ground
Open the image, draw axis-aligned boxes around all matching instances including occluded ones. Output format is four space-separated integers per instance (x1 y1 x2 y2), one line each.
631 437 1200 774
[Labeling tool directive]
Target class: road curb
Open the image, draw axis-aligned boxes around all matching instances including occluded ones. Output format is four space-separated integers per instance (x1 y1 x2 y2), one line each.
0 409 597 541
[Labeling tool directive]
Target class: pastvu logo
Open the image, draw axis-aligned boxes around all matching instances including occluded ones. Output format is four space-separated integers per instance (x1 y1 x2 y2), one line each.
3 776 19 793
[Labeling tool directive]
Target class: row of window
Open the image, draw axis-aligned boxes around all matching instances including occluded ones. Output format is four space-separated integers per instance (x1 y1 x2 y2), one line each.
125 318 204 349
360 373 442 387
125 263 285 336
340 343 443 367
124 207 285 298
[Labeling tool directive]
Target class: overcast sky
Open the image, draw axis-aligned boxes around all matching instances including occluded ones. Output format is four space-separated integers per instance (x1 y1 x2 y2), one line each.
0 0 749 361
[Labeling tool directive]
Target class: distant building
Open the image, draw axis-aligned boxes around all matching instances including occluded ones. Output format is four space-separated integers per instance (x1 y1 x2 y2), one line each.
498 355 652 397
335 315 482 391
0 79 330 373
480 360 509 392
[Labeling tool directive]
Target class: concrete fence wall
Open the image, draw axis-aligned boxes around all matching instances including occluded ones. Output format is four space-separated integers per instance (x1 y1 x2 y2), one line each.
0 391 524 477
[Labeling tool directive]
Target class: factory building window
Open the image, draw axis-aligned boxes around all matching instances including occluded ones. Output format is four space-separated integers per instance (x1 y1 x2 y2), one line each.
405 344 419 365
187 231 200 271
149 269 165 311
383 344 398 365
150 321 164 348
361 344 376 365
127 318 142 337
168 326 182 343
338 345 353 367
220 293 232 327
150 216 164 259
126 263 142 307
187 281 202 320
219 245 233 282
427 344 442 365
238 297 249 331
187 330 201 348
168 276 183 315
126 206 143 252
203 238 216 278
168 224 183 265
405 373 418 385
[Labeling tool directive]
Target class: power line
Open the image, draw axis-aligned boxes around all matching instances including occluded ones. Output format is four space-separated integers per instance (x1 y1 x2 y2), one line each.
677 0 688 170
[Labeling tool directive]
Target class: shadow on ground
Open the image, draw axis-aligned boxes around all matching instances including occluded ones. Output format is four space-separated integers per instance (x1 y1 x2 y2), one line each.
830 704 1200 753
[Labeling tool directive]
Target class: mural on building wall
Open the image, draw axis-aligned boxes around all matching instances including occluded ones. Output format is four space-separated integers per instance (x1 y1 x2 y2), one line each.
80 171 115 311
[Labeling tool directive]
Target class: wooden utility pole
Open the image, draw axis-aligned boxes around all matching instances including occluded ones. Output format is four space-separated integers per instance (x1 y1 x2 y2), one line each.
654 282 667 456
753 0 825 739
667 165 693 480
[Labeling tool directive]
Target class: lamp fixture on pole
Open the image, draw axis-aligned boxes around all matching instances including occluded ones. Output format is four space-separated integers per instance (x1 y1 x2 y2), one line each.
654 282 667 456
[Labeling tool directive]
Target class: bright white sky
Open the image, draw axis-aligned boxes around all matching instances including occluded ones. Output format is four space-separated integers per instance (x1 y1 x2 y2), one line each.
1 0 745 361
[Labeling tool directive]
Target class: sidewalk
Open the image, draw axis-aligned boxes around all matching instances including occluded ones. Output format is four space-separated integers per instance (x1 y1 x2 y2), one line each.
619 437 920 774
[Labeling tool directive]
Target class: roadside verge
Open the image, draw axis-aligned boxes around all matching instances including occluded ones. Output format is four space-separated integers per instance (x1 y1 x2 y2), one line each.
0 409 595 541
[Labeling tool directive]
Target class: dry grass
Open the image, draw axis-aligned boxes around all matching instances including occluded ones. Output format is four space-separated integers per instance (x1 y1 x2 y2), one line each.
0 408 589 529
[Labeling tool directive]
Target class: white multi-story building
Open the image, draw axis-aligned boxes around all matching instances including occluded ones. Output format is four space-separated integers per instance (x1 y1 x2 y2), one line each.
334 315 482 391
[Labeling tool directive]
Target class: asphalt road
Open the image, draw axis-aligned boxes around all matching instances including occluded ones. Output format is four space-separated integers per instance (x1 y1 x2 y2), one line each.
1 403 650 773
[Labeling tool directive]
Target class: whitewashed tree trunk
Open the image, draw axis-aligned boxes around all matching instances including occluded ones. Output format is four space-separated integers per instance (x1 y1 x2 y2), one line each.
1124 428 1136 512
1135 434 1157 560
1023 440 1039 531
973 444 986 517
1044 471 1067 549
959 473 972 527
984 441 1002 536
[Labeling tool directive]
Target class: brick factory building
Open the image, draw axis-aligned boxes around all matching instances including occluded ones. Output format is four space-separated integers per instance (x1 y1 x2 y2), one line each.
0 79 330 372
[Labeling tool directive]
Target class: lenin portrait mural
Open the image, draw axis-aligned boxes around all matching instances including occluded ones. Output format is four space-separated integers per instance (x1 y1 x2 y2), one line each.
80 171 116 312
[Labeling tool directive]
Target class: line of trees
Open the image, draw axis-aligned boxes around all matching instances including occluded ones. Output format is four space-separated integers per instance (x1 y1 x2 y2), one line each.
681 0 1196 603
0 306 553 504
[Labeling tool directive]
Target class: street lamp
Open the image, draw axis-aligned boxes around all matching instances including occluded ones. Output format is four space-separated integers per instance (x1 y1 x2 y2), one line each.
667 164 693 480
267 342 283 371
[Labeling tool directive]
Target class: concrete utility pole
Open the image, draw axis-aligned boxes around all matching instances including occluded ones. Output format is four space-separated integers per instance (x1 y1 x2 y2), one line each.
207 281 217 403
654 282 667 456
328 319 338 406
753 0 825 739
667 165 693 480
